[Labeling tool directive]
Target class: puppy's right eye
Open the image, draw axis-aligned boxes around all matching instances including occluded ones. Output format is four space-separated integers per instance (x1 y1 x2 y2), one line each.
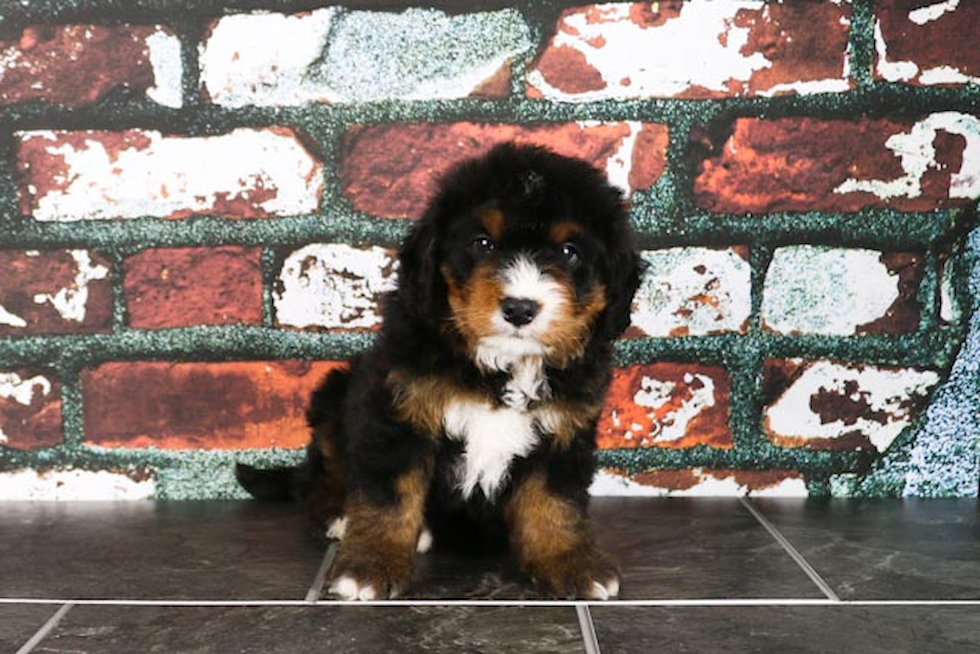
471 234 496 255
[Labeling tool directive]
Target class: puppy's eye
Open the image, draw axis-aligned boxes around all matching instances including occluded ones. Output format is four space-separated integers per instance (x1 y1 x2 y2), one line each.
560 242 581 266
471 234 496 255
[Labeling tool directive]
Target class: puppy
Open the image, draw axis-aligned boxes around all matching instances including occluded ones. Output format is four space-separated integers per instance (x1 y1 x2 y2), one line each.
237 143 642 600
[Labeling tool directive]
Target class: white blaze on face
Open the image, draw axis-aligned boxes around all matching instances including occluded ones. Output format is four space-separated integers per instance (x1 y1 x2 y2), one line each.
475 255 568 372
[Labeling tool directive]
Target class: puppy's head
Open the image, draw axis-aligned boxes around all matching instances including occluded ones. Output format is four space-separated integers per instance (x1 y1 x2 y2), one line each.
396 143 641 370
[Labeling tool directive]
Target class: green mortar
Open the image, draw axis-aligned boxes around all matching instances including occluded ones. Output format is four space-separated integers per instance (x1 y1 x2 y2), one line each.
0 0 978 498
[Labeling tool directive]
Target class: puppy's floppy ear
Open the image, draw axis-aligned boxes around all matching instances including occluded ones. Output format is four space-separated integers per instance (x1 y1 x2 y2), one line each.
599 209 644 340
395 214 443 328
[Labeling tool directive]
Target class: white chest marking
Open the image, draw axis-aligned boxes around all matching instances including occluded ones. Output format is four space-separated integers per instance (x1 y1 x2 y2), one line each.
444 400 539 499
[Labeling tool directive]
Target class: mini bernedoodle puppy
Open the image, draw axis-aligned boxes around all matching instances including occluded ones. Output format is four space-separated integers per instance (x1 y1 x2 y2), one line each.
237 143 642 600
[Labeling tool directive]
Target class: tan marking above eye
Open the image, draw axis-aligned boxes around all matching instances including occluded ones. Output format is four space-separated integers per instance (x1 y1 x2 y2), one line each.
478 207 506 241
549 221 583 244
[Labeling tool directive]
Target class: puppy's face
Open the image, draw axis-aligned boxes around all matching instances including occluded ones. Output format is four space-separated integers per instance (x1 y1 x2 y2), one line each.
396 144 642 372
440 205 608 370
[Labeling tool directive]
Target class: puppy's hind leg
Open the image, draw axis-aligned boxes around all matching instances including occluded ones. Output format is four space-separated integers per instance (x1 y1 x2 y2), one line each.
300 366 351 543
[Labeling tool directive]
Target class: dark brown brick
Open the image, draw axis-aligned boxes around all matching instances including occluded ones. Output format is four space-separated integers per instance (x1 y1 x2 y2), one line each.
124 247 263 329
876 0 980 85
0 25 170 106
82 360 345 450
340 122 668 219
693 116 976 213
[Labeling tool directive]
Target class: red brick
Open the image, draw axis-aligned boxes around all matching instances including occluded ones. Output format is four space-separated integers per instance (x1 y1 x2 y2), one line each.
0 369 62 450
0 25 177 107
693 115 978 213
340 122 668 219
124 247 263 329
82 360 344 450
597 363 732 450
0 250 112 335
876 0 980 85
528 2 851 100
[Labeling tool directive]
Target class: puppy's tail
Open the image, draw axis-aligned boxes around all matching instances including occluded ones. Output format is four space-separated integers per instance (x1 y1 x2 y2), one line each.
235 462 300 502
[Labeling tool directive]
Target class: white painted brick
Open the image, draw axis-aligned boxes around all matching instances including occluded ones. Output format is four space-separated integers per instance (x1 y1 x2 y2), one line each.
19 128 322 221
528 2 851 101
0 469 155 500
761 246 898 335
632 247 751 337
274 243 398 330
764 360 940 452
201 8 532 107
589 468 808 497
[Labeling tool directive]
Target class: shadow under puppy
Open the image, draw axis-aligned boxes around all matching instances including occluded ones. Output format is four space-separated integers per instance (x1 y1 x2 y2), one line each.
238 143 642 600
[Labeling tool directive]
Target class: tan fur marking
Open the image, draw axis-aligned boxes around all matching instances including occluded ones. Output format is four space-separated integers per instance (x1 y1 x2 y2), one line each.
506 472 584 562
331 464 431 597
388 370 483 437
505 472 619 598
478 207 506 241
443 262 504 348
534 401 603 450
540 282 608 368
549 221 582 244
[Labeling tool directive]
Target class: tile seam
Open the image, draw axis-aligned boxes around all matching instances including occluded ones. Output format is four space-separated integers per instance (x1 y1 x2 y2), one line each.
739 497 841 602
15 602 73 654
576 604 602 654
305 542 338 603
2 598 979 607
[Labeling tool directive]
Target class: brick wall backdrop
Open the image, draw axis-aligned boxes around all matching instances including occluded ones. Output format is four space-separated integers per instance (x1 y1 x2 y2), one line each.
1 0 978 500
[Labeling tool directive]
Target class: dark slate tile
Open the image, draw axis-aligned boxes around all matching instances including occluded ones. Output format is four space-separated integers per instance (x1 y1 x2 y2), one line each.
750 498 980 599
587 498 825 599
329 498 822 600
590 606 980 654
0 501 324 600
33 605 585 654
407 548 539 600
0 603 61 652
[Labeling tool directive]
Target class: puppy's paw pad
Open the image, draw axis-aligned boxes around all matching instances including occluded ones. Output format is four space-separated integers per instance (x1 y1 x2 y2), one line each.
329 575 377 601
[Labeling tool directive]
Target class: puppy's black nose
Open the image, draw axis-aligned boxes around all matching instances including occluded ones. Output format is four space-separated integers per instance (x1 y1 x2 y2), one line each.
501 297 540 327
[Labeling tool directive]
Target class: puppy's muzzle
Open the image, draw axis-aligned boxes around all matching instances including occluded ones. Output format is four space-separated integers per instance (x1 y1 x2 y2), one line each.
501 297 540 327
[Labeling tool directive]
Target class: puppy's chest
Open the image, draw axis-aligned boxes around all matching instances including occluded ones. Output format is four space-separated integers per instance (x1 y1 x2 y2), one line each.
442 360 550 499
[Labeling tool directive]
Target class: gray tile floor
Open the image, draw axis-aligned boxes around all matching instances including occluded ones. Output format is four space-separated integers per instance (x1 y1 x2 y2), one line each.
2 497 977 653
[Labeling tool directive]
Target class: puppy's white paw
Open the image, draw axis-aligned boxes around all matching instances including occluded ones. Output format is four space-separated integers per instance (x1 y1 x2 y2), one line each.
587 577 620 600
416 528 434 553
325 517 348 541
329 575 377 601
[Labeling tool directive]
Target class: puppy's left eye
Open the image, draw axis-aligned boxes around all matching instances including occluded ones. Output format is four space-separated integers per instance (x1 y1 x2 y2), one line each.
471 234 496 255
560 242 581 266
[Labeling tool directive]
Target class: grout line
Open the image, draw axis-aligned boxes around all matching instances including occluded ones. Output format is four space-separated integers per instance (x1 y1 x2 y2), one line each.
305 543 338 603
15 603 74 654
739 497 841 602
575 604 602 654
4 598 980 608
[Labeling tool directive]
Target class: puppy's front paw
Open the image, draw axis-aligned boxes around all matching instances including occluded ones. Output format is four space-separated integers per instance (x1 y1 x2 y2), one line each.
530 548 621 600
328 553 413 601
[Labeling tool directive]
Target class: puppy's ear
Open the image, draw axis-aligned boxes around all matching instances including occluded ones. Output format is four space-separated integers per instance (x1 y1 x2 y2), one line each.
600 213 644 340
395 215 443 328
